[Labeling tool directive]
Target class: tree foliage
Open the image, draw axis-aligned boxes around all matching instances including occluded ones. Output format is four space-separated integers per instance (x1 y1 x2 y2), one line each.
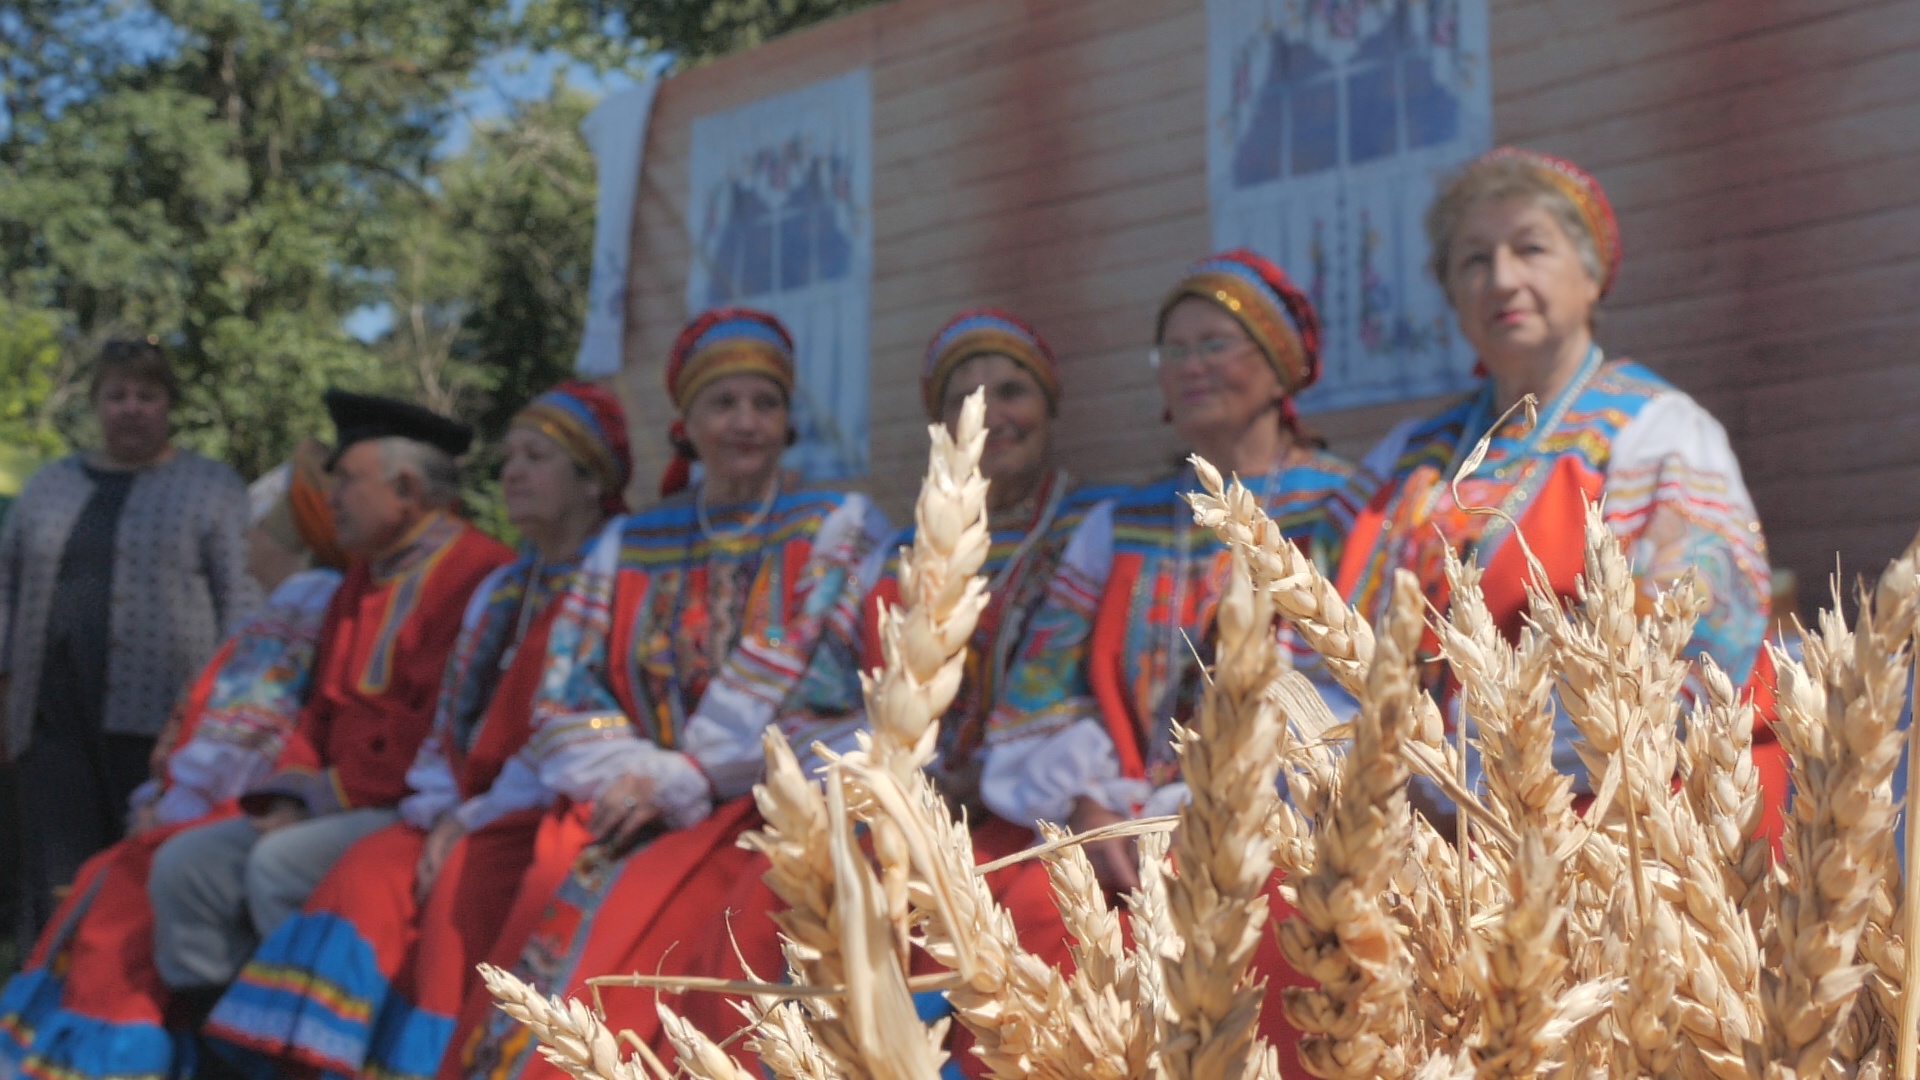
0 0 865 494
588 0 883 65
0 0 640 482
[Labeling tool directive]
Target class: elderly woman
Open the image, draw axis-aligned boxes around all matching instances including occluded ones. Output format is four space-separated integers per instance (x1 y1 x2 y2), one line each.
0 339 256 941
202 382 632 1080
875 309 1117 820
979 250 1351 1078
660 311 1121 1059
0 448 342 1080
1334 148 1771 792
436 308 888 1080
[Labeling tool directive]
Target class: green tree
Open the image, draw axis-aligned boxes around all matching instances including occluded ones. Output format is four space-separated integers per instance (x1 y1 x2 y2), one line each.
0 0 644 481
0 297 74 463
585 0 883 65
372 84 601 540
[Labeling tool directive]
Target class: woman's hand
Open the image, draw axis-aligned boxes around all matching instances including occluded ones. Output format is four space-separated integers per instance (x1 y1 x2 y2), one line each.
1069 795 1140 896
415 813 466 903
589 774 660 856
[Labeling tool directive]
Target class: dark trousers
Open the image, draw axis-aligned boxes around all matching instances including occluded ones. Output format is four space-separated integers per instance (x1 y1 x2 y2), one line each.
15 713 153 952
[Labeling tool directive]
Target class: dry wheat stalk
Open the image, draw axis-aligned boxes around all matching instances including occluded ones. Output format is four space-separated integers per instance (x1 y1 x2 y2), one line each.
1463 831 1612 1080
1188 457 1375 689
1280 568 1423 1080
1158 548 1290 1080
658 1002 761 1080
479 964 658 1080
861 391 992 960
902 764 1086 1080
1761 556 1920 1080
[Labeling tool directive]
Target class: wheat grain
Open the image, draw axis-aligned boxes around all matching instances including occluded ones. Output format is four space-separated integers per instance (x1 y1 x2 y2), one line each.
479 964 657 1080
1761 557 1920 1079
1281 568 1423 1080
1156 549 1289 1080
1187 457 1375 689
657 1002 761 1080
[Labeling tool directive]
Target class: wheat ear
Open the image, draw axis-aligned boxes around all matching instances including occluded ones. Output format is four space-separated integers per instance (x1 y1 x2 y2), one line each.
1682 657 1769 929
1464 831 1611 1079
1187 457 1374 687
1034 823 1157 1080
1157 548 1288 1080
1761 556 1920 1078
861 390 992 960
1191 461 1513 849
657 1002 761 1080
1281 568 1423 1080
901 764 1091 1080
1436 548 1575 863
479 964 657 1080
725 948 841 1080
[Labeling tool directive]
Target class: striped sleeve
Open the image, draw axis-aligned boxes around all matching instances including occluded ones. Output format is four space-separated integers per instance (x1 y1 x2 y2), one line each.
1604 390 1770 684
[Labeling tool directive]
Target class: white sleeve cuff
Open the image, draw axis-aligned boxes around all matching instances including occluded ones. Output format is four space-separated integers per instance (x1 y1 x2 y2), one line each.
400 739 460 829
400 788 459 830
537 737 714 831
151 784 214 827
680 697 775 801
980 717 1144 828
159 742 275 824
451 755 558 832
1140 781 1191 820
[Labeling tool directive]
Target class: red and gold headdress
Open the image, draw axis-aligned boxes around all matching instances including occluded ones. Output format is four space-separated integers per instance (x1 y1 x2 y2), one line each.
1481 146 1622 296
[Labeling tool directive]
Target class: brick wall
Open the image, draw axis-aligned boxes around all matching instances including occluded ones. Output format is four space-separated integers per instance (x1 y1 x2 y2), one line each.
618 0 1920 599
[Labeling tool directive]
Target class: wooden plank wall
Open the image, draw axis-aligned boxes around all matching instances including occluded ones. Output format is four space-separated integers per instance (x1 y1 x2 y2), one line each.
617 0 1920 598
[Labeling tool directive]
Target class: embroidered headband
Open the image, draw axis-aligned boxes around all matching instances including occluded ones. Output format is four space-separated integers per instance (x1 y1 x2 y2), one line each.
1480 146 1622 296
661 308 796 497
1156 248 1322 395
253 439 346 571
512 379 633 515
921 308 1060 419
666 308 796 414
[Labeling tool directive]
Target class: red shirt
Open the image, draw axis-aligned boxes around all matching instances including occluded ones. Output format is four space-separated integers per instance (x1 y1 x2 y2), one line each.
248 513 513 814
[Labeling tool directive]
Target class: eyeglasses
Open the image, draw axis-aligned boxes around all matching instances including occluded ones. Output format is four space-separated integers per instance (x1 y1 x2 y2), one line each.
1148 335 1255 370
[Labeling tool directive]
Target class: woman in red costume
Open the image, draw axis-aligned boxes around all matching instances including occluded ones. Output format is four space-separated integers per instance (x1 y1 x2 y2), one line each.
1333 149 1777 828
980 250 1355 1080
665 309 1123 1063
436 309 887 1080
0 445 344 1080
203 382 631 1080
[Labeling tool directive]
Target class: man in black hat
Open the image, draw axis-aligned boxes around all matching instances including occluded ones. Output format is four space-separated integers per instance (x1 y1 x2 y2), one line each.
145 391 513 1048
